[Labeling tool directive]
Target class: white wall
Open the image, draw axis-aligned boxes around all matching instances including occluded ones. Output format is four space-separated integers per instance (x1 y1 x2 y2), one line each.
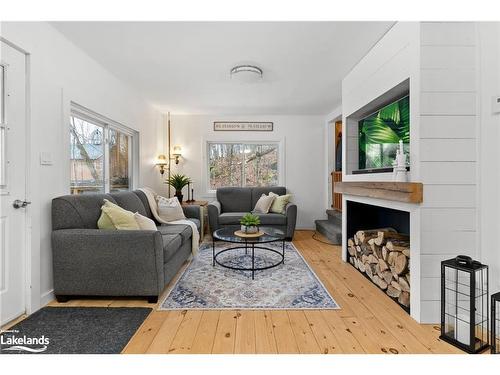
478 22 500 293
0 22 163 313
168 114 325 229
418 22 480 322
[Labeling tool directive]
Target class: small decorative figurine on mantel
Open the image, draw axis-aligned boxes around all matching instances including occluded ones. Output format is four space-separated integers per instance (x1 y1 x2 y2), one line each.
392 139 407 182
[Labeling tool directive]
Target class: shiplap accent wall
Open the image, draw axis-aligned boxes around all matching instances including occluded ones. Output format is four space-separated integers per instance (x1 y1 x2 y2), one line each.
341 22 480 323
418 22 478 322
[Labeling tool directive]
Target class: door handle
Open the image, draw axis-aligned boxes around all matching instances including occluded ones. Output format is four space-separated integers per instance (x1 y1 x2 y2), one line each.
13 199 31 209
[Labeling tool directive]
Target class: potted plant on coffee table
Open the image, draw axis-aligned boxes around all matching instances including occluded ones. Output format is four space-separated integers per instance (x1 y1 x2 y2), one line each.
166 174 192 203
240 213 261 234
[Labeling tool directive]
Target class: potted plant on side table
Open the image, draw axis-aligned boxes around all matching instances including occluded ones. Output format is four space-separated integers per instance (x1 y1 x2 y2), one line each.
166 174 192 203
240 213 261 234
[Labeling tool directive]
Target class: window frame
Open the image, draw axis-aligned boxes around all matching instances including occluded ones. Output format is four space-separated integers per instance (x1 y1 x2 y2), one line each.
203 137 285 196
69 103 139 194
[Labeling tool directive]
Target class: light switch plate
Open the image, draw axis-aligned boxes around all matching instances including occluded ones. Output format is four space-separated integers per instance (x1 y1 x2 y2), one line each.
40 151 53 165
493 96 500 114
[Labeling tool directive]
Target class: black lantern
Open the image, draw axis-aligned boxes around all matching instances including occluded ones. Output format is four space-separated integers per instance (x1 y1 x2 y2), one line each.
492 292 500 354
440 255 489 353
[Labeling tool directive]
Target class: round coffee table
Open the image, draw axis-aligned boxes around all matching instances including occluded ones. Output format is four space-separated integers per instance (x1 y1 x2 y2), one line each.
212 226 286 280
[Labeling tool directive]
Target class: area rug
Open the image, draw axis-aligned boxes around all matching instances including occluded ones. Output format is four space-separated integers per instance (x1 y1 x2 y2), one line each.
0 307 151 354
160 241 339 310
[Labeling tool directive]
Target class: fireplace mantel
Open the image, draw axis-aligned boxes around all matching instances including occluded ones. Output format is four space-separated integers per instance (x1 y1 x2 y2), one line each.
334 181 423 204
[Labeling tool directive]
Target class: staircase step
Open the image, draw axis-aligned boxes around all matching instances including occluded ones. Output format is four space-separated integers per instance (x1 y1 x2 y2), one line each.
326 209 342 226
314 219 342 245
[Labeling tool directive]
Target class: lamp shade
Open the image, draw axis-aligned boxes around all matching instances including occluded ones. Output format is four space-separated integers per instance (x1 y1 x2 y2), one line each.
172 145 182 156
156 154 168 165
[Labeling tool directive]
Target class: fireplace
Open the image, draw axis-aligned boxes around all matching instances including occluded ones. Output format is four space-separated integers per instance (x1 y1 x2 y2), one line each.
346 200 410 312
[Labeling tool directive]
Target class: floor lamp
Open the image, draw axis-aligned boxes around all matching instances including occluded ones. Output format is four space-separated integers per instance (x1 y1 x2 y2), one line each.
167 112 171 198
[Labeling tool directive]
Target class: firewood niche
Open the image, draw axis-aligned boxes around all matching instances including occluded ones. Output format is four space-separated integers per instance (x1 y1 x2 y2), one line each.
348 228 410 310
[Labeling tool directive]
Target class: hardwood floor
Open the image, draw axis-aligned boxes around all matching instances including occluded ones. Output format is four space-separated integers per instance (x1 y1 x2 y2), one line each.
46 230 463 354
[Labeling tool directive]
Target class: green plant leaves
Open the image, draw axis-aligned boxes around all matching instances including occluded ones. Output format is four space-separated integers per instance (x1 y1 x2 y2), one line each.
360 116 400 144
240 213 261 226
358 96 410 170
166 173 192 190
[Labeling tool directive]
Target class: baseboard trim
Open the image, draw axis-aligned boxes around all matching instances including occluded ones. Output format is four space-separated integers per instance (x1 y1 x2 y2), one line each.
40 289 55 307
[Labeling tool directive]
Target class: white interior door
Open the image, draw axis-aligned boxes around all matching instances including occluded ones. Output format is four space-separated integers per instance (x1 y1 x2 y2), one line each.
0 41 27 326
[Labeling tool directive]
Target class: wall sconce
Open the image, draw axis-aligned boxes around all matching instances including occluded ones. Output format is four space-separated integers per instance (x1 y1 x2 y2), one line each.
156 154 168 175
172 145 182 164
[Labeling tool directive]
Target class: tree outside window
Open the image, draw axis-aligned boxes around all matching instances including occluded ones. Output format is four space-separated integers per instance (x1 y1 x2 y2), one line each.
208 142 279 189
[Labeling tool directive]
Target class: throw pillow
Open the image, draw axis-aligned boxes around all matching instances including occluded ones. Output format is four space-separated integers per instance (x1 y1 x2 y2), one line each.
268 192 291 214
97 210 116 230
101 199 140 230
157 195 186 222
134 212 157 230
253 194 275 214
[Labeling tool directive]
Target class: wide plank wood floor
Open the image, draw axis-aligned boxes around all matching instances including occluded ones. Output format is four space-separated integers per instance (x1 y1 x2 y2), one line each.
46 230 464 354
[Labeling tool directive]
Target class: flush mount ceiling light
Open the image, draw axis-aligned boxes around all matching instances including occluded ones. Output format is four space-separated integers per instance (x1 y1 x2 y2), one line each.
230 65 263 83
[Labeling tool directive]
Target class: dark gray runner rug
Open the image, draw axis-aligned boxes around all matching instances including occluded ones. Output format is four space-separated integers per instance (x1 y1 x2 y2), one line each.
0 307 151 354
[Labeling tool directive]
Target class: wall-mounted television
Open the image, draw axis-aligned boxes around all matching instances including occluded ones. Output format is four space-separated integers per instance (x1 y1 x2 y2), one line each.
357 95 409 173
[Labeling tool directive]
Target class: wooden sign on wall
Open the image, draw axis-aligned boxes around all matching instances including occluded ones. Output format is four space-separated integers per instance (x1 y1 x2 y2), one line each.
213 121 273 131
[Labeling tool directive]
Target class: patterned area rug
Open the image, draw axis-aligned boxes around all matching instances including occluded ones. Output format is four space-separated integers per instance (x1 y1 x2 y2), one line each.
159 241 339 310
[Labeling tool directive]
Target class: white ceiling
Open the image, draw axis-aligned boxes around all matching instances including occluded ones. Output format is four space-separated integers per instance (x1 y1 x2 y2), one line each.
52 22 394 115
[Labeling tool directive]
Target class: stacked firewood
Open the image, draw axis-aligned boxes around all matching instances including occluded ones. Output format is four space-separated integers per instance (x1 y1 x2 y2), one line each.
347 228 410 308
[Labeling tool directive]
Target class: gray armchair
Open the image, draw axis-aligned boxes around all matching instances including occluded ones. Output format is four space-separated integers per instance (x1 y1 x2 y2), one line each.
208 187 297 240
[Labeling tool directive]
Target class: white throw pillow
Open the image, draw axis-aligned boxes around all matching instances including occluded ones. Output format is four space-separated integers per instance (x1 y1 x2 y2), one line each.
253 194 275 214
134 212 157 230
156 195 186 222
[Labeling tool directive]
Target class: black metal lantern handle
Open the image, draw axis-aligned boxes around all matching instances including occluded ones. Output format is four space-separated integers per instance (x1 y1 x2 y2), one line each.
456 255 473 266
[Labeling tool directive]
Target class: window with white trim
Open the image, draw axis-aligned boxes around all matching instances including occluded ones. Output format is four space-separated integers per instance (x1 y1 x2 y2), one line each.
69 105 137 194
207 142 280 190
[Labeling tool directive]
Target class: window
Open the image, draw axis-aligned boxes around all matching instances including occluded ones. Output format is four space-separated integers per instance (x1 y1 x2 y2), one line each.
109 129 132 192
207 142 280 190
69 105 137 194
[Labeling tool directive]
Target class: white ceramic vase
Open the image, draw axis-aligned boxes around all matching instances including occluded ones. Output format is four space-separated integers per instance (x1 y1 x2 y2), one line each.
241 225 258 234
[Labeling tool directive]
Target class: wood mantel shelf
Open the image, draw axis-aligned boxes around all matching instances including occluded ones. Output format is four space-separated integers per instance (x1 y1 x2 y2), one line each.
334 181 423 204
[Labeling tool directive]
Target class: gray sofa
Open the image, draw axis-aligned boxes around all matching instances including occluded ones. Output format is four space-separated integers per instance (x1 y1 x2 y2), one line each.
208 187 297 240
51 190 200 303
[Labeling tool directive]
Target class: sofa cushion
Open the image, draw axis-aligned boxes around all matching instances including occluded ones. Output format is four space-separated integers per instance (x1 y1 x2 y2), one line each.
251 187 286 208
158 219 199 262
217 187 252 212
133 190 156 222
219 212 286 225
257 213 287 225
109 191 149 217
157 220 199 243
52 194 116 230
162 234 183 262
